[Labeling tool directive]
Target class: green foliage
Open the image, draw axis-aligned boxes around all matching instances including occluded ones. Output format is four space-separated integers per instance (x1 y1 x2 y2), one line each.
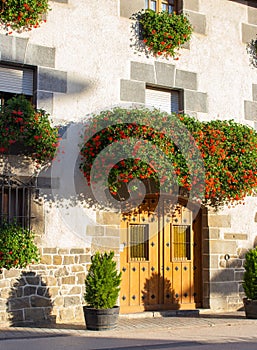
0 0 50 33
131 9 192 59
84 251 122 309
247 36 257 68
243 248 257 300
0 222 40 270
194 119 257 207
80 107 257 209
0 95 59 166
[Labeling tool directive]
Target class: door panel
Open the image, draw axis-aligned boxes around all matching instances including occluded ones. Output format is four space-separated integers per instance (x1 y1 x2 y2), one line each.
120 196 201 313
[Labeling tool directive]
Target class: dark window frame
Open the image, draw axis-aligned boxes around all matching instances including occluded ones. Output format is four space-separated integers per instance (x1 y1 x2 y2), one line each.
0 61 37 107
145 0 182 13
0 175 35 229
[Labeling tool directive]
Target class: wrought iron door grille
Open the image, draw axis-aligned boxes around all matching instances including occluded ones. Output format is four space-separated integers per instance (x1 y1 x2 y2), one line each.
0 175 35 229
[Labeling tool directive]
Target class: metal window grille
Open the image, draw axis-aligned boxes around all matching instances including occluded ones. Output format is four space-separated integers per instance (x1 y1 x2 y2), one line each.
172 225 191 260
0 175 35 229
129 224 149 261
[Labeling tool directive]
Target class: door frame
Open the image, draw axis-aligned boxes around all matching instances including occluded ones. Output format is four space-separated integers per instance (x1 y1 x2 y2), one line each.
119 194 204 313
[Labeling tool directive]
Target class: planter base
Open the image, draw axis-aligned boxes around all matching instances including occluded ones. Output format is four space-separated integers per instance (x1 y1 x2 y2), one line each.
243 298 257 319
83 306 120 331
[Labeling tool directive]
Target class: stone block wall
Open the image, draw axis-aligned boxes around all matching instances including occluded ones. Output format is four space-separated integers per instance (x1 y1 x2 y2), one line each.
0 209 121 327
205 211 250 311
120 61 208 116
0 248 91 326
0 33 68 115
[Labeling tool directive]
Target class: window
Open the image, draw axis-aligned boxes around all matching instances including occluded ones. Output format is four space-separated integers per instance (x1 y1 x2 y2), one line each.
129 224 149 261
172 225 191 260
0 63 36 108
0 175 34 229
145 0 178 13
145 86 183 114
0 65 36 229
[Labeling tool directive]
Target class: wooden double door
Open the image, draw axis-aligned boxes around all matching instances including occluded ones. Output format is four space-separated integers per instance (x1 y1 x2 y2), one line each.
120 196 202 313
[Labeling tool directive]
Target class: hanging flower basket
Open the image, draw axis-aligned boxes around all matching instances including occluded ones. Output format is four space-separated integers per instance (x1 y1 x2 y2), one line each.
80 108 257 209
0 0 50 33
131 9 192 59
0 95 59 167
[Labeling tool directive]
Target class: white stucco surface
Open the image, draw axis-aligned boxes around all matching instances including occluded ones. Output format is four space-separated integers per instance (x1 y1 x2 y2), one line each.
2 0 256 250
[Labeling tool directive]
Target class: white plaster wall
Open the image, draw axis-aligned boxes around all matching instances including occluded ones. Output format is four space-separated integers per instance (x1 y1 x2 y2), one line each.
215 197 257 250
5 0 257 248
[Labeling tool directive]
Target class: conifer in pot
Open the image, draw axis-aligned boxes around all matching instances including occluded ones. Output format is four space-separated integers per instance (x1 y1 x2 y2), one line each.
242 247 257 319
83 251 122 330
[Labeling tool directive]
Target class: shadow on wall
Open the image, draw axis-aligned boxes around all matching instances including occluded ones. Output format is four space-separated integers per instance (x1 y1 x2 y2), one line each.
142 272 180 311
207 249 248 310
7 271 55 327
36 121 98 217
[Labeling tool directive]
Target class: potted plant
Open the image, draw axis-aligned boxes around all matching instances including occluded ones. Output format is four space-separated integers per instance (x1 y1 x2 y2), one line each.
83 251 122 331
242 247 257 319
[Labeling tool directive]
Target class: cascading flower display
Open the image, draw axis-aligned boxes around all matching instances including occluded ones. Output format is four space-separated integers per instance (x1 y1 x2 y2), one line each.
0 95 59 166
0 0 50 33
131 9 192 59
80 108 257 209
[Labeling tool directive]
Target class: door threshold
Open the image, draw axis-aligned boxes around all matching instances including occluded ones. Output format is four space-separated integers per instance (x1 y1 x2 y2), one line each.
119 309 200 319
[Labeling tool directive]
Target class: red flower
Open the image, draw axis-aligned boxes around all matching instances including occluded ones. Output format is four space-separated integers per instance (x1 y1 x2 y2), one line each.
15 117 23 123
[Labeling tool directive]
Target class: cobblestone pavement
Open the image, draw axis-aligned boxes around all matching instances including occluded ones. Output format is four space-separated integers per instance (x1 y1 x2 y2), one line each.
0 312 257 350
0 311 254 340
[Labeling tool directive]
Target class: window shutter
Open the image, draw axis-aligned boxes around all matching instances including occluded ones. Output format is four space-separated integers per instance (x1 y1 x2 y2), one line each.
0 66 33 95
145 88 171 113
145 88 180 113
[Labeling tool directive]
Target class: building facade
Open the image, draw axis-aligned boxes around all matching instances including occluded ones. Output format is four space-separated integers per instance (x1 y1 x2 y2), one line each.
0 0 257 325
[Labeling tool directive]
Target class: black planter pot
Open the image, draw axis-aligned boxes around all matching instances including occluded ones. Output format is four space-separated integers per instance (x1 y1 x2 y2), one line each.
83 306 120 331
243 298 257 319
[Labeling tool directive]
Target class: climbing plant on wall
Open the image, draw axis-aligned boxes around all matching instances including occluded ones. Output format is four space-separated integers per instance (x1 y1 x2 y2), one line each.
0 222 40 271
80 108 257 209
